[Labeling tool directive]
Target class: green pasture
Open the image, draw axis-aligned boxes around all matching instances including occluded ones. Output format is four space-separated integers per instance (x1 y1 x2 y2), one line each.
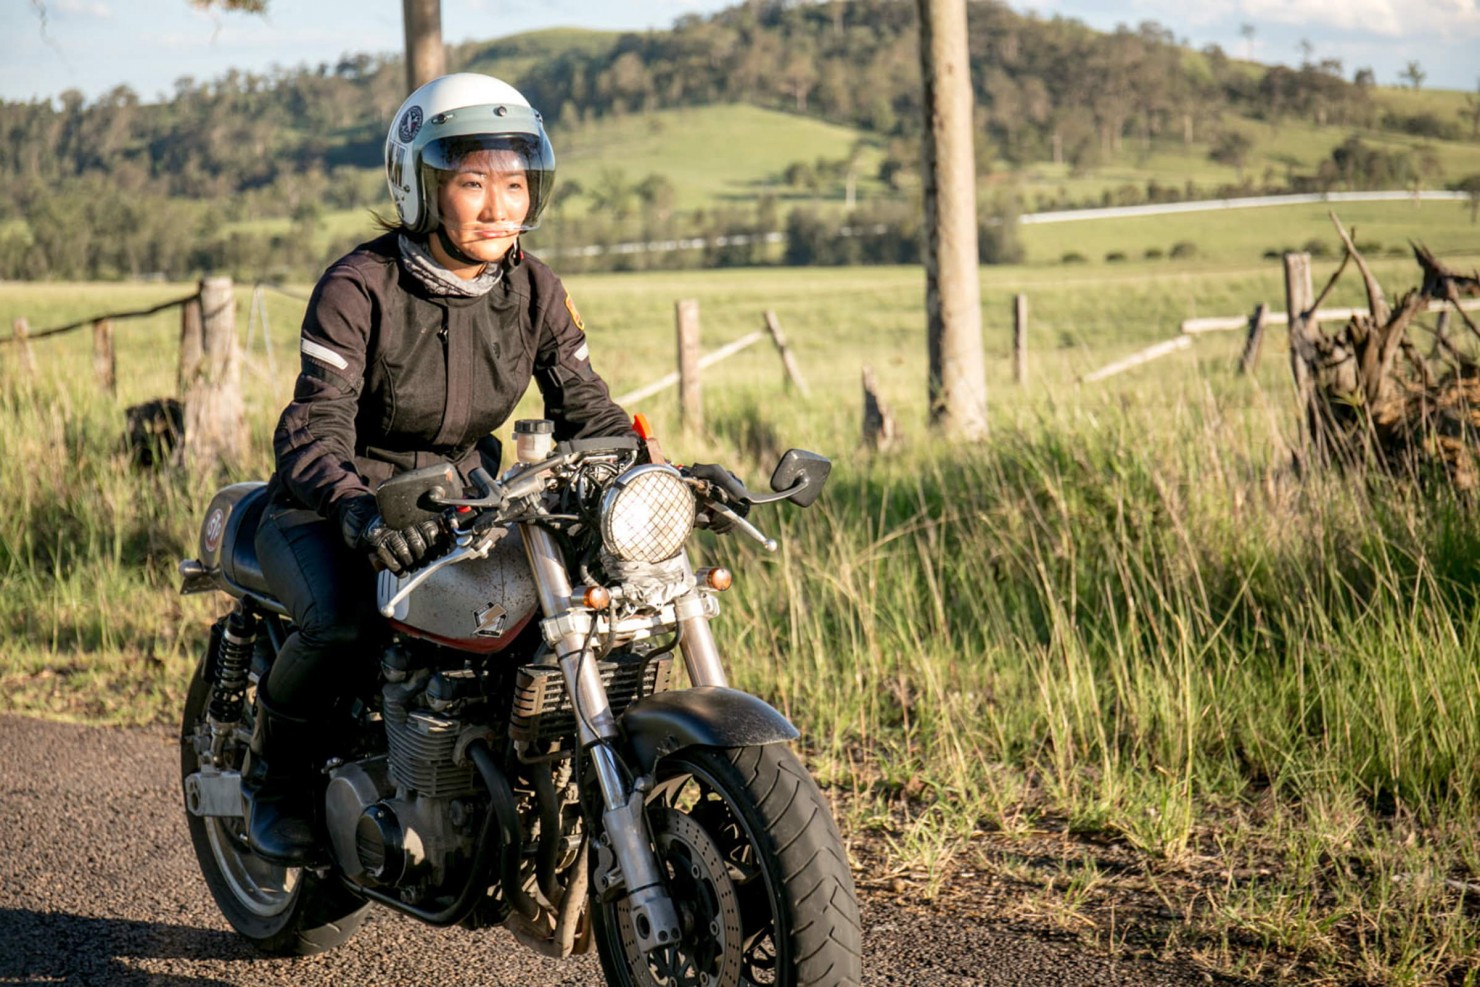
1014 117 1480 213
552 103 888 213
5 213 1480 980
1373 84 1477 123
1018 196 1480 267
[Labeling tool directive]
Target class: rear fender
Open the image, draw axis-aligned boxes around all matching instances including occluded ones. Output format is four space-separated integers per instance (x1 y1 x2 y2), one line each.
619 686 799 776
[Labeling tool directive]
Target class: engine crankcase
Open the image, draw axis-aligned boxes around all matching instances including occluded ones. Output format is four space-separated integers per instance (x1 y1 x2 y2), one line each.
325 755 479 889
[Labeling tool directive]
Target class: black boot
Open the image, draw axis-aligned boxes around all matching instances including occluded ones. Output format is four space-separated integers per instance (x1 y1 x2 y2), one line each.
240 689 321 867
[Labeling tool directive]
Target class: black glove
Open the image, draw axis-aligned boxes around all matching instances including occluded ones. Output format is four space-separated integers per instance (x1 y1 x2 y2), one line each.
336 494 446 575
687 463 751 534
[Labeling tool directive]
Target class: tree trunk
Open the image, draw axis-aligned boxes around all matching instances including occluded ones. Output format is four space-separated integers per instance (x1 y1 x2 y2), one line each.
918 0 987 440
403 0 445 94
182 277 247 474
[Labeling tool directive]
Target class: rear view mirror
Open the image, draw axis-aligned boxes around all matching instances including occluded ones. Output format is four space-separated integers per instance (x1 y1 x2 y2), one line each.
769 449 831 508
376 462 459 529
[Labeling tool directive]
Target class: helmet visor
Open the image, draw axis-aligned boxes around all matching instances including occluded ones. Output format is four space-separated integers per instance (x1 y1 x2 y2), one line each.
421 132 555 233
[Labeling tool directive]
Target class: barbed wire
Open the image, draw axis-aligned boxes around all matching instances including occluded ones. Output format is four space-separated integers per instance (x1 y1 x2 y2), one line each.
254 281 313 303
0 291 199 345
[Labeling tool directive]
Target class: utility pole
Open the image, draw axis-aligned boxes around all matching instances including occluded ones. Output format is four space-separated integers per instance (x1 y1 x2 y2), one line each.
403 0 446 93
918 0 987 440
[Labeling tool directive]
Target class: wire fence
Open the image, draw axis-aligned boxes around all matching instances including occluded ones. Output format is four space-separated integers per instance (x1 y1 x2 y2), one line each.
1 291 200 345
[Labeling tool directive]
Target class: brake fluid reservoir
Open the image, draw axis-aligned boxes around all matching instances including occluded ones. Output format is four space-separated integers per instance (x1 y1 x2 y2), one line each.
514 419 555 463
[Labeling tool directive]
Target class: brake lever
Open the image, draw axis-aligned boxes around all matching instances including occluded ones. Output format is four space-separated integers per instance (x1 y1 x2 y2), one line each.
709 503 777 552
378 536 493 617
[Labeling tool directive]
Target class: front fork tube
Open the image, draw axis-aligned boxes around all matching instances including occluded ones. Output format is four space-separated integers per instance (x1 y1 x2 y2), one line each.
520 524 683 953
673 563 727 688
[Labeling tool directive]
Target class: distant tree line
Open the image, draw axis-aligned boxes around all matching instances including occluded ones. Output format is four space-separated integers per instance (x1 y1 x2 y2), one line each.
0 0 1472 281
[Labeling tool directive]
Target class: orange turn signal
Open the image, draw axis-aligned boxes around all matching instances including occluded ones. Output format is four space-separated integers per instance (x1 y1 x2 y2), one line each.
581 585 611 610
698 567 732 592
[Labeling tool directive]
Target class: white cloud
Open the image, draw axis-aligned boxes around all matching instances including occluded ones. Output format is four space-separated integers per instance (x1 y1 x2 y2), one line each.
1240 0 1405 36
54 0 112 18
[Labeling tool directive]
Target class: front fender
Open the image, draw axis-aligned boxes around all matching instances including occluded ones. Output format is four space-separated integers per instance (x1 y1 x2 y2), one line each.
619 686 799 776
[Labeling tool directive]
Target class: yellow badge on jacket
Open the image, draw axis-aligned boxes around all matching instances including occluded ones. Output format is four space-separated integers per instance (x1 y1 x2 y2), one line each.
565 295 585 332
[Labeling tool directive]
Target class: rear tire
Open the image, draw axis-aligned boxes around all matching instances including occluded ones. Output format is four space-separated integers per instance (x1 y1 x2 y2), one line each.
591 743 862 987
179 654 368 956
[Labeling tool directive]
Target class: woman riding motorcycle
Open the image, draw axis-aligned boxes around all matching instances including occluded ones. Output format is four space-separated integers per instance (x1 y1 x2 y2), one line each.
244 73 632 866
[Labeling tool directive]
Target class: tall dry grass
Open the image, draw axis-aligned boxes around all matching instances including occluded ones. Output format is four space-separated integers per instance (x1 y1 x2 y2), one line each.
4 254 1480 980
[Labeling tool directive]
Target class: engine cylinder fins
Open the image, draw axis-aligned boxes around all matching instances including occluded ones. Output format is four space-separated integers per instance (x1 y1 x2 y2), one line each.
356 803 408 884
385 709 481 797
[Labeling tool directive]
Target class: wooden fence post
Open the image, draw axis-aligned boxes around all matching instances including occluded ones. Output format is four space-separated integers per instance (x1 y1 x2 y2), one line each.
762 310 809 396
862 365 900 451
1238 303 1268 376
1013 293 1028 384
92 318 116 394
676 298 702 432
12 317 37 376
182 277 246 473
1284 252 1324 463
178 293 204 394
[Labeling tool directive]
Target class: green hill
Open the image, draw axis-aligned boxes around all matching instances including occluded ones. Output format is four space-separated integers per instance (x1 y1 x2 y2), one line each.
454 27 619 83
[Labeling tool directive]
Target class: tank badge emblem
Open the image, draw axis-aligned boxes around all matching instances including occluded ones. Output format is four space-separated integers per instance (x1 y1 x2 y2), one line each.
397 105 423 143
203 508 225 553
474 602 508 638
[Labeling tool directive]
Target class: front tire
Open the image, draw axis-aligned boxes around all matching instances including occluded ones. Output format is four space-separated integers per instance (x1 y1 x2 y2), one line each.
592 744 862 987
179 654 368 955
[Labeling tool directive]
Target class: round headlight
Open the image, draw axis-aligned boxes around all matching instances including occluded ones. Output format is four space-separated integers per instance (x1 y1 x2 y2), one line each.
599 465 696 563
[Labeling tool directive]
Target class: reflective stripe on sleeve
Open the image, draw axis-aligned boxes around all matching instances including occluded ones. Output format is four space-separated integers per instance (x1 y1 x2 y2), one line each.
301 338 350 370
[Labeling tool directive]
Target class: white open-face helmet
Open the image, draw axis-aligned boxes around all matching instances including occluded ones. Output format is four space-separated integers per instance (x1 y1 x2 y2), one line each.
384 73 555 235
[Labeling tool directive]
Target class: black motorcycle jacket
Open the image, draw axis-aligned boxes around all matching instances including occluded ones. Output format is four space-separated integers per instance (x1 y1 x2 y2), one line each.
269 232 631 519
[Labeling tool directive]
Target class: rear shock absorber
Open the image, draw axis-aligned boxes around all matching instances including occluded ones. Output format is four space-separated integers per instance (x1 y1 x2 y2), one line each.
208 602 257 728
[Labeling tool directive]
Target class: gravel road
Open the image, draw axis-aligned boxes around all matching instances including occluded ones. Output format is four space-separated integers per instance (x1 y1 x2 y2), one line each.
0 714 1220 986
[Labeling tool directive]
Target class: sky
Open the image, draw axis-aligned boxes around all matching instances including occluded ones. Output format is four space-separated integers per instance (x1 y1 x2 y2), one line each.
3 0 1478 106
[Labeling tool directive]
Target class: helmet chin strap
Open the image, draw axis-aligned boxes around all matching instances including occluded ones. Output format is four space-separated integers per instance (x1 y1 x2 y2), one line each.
435 226 492 269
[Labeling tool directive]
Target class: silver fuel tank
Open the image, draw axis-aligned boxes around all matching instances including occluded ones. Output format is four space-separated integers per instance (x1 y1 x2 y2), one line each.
376 525 539 653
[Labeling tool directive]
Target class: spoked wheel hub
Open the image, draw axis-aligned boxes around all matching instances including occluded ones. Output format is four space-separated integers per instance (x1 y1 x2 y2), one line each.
616 809 743 987
203 814 300 917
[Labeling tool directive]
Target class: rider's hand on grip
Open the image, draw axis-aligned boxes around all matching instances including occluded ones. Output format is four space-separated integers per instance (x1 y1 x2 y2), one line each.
337 494 446 575
687 463 751 534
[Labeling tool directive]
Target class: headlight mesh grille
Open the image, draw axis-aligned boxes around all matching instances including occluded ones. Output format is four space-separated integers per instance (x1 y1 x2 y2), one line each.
601 466 695 562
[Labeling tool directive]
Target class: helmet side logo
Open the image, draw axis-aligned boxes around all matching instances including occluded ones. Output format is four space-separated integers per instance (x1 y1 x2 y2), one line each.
397 105 423 143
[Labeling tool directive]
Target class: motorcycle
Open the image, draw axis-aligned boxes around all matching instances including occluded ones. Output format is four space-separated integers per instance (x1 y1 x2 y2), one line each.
176 420 862 986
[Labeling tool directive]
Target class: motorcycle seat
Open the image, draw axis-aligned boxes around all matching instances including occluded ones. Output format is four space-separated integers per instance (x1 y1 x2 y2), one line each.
220 484 273 599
